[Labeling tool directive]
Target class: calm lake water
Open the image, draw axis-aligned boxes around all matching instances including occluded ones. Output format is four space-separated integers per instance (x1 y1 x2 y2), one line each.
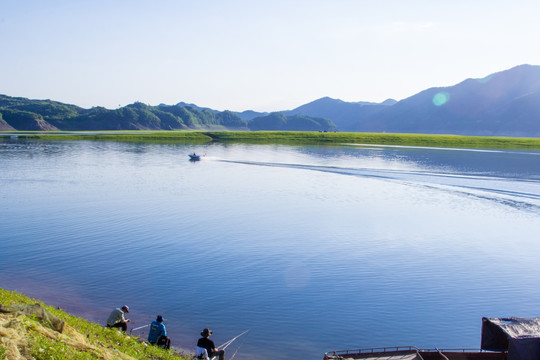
1 138 540 360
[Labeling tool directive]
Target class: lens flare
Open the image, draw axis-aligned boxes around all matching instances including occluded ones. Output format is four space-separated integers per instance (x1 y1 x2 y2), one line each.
432 92 450 106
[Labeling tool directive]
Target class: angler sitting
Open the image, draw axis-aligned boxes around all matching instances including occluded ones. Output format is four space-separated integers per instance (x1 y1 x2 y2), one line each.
197 328 224 360
106 305 130 332
147 315 171 349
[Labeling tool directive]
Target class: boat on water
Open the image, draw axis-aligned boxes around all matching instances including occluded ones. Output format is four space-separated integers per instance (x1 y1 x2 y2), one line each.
189 153 201 161
324 317 540 360
324 346 505 360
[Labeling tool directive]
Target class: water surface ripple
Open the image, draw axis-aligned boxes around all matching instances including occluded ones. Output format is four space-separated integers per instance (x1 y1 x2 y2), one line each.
1 140 540 360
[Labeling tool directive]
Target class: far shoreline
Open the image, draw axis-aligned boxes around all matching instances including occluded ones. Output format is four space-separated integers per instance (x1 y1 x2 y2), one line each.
2 130 540 150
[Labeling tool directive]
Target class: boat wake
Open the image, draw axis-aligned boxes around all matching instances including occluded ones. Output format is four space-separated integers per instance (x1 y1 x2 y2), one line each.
218 159 540 212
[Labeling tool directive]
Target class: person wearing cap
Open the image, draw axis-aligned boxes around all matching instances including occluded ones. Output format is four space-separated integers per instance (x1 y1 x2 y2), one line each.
106 305 130 332
148 315 170 349
197 328 224 360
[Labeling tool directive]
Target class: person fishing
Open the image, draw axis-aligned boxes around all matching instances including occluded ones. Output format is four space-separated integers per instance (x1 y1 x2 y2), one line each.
197 328 225 360
147 315 171 349
106 305 130 332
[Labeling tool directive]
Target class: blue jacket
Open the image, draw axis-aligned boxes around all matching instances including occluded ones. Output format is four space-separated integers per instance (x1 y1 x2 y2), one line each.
147 320 167 343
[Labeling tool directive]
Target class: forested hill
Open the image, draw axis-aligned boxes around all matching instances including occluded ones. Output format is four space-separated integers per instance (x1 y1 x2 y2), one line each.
0 96 337 132
0 96 248 131
248 112 337 132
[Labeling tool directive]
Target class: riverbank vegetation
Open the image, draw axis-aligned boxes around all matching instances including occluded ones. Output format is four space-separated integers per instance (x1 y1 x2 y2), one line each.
2 130 540 149
10 131 213 143
202 131 540 149
0 288 189 360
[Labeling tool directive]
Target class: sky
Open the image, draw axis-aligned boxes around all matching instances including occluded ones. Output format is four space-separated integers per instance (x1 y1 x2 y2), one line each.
1 0 539 112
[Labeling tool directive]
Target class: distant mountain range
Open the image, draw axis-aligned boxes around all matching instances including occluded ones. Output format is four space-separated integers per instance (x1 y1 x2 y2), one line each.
349 64 540 136
1 64 539 136
273 64 540 136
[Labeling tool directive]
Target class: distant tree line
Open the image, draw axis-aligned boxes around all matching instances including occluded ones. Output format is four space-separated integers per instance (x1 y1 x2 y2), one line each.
0 95 337 132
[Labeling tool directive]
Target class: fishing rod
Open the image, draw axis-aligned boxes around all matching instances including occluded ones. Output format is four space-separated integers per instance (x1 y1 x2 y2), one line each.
129 315 166 334
130 323 150 334
226 330 249 360
217 329 250 351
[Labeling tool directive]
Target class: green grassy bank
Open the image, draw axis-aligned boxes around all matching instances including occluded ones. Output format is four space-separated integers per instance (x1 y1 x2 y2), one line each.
2 130 540 149
202 131 540 149
0 288 189 360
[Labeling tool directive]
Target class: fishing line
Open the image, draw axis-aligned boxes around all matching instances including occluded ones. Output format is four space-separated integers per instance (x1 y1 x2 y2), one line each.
216 329 249 360
218 329 250 350
227 330 249 360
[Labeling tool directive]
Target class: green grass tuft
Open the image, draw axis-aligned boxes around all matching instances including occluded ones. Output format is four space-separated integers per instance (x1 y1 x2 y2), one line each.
0 288 189 360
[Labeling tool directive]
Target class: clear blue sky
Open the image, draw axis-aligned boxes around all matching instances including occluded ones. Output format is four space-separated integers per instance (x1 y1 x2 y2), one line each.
1 0 539 111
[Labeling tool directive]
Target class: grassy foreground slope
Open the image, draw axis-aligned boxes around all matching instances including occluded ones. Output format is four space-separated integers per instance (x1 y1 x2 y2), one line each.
3 130 540 149
0 288 189 360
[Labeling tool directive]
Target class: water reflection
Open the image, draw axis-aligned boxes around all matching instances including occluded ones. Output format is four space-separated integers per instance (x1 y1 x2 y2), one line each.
1 140 539 360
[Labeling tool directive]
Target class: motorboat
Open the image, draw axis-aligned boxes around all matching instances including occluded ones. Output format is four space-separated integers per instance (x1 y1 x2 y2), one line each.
323 317 540 360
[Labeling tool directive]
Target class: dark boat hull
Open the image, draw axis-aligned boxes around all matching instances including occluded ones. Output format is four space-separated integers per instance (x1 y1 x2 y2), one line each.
324 347 506 360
